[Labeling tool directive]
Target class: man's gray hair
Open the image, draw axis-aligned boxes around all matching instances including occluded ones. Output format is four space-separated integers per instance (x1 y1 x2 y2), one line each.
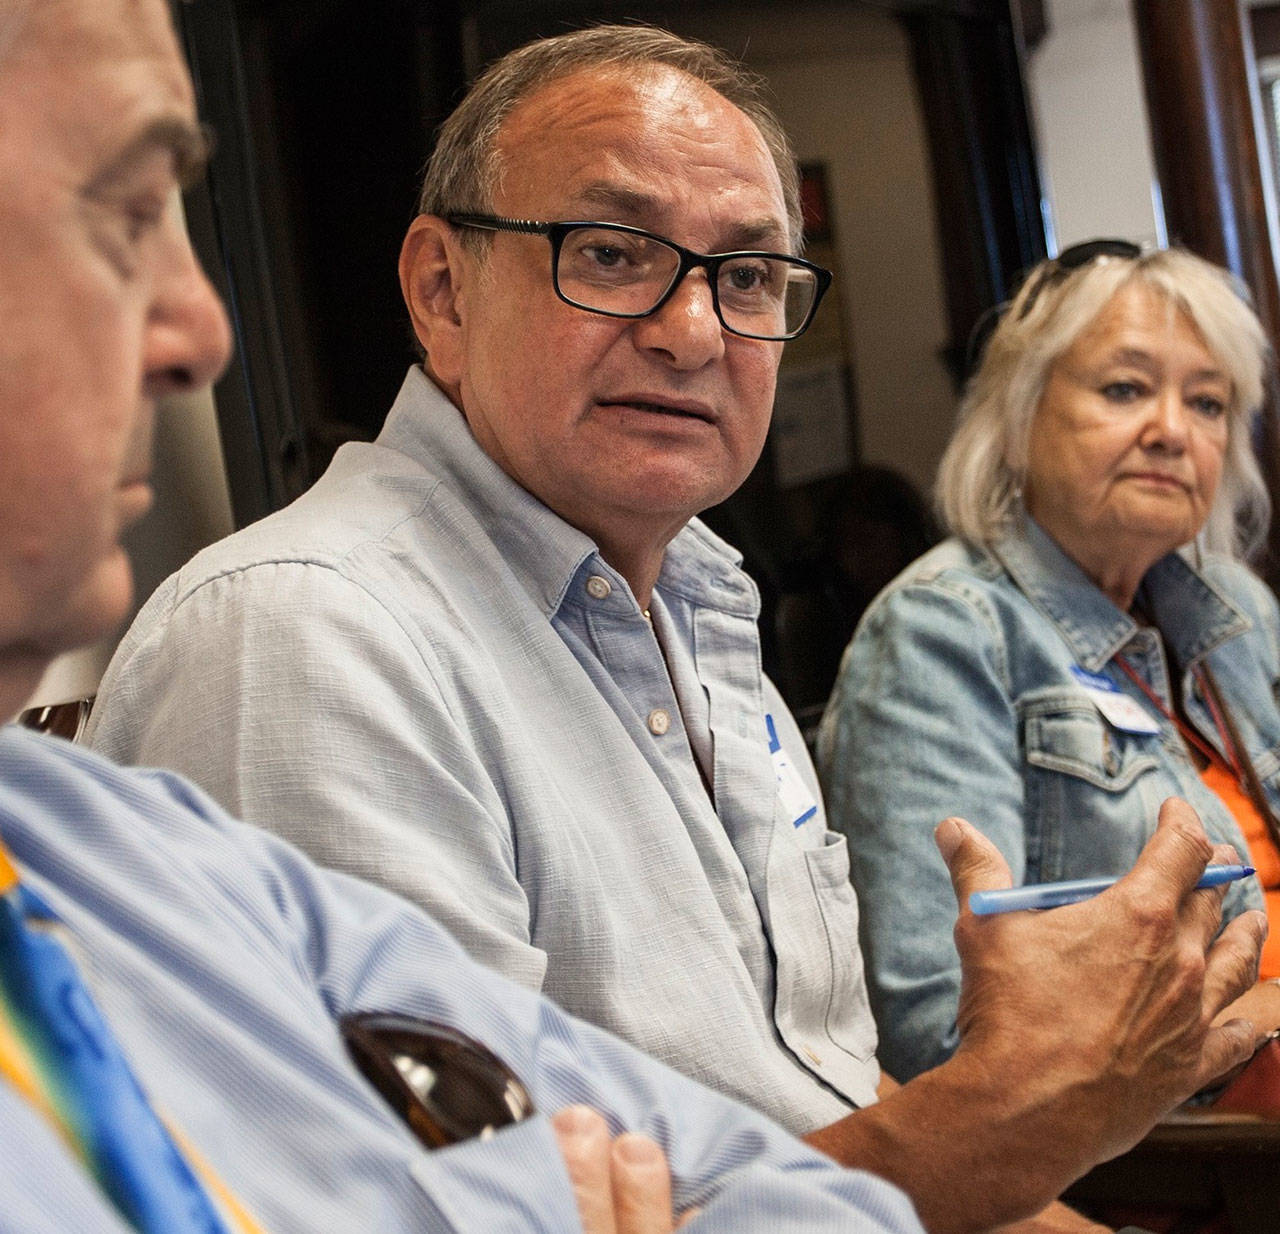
935 246 1272 561
417 23 803 254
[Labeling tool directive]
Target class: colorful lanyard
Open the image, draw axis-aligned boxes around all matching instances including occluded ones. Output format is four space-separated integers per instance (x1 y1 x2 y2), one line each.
0 841 264 1234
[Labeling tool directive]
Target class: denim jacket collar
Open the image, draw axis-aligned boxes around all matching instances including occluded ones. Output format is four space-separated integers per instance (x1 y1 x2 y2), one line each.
991 515 1251 673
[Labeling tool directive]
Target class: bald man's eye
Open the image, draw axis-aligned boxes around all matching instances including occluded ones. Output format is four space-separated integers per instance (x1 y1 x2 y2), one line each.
117 195 167 243
84 190 168 278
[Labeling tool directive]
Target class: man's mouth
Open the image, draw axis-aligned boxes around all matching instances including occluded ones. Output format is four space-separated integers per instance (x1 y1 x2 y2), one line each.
598 397 716 424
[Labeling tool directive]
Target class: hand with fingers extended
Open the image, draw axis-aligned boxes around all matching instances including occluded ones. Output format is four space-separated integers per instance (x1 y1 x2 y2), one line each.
942 796 1266 1171
806 795 1267 1234
552 1106 700 1234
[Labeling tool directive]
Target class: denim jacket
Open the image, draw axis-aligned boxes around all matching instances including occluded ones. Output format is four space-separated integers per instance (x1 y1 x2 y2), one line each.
816 516 1276 1081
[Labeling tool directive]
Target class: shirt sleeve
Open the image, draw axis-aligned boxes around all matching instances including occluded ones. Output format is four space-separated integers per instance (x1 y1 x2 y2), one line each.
211 809 925 1234
816 578 1025 1081
86 560 550 991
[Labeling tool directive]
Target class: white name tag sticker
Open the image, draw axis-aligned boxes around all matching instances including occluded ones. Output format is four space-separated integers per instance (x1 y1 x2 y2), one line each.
1069 666 1162 735
766 714 818 828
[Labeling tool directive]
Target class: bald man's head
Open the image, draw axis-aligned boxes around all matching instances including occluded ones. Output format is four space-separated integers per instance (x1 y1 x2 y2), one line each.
0 2 30 66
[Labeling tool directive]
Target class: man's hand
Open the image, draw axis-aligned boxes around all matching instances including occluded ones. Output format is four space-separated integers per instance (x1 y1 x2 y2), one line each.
552 1106 698 1233
944 796 1264 1169
802 796 1265 1234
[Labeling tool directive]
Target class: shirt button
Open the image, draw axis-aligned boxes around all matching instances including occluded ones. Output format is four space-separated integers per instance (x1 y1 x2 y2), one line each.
585 575 612 600
648 709 670 736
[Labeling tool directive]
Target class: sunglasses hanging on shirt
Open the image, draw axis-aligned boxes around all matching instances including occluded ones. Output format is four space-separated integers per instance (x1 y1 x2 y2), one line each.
340 1012 535 1150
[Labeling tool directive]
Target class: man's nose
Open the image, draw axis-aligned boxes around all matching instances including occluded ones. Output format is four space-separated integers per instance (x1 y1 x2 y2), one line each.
143 218 233 399
630 270 726 370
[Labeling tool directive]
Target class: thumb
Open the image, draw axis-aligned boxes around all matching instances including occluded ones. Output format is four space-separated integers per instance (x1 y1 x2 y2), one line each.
935 816 1013 914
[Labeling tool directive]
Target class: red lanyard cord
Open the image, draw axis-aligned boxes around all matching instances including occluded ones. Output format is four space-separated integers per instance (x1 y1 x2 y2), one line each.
1113 655 1244 783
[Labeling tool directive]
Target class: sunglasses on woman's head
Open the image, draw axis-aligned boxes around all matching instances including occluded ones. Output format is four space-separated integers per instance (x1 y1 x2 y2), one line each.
1015 238 1143 321
963 238 1143 377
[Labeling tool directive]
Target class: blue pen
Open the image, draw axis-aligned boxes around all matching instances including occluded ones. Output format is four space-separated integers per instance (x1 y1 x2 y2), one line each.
969 863 1255 915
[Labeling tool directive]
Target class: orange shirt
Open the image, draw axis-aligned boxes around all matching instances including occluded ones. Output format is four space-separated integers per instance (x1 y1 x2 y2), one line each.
1202 758 1280 979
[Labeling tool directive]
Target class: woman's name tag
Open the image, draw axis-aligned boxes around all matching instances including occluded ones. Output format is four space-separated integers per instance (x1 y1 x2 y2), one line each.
1070 666 1162 735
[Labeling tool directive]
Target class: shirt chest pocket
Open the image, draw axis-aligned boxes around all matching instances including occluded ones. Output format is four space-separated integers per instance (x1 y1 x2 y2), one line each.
1021 691 1162 881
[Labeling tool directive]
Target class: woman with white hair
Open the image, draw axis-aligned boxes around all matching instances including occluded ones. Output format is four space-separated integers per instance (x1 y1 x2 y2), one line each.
817 241 1280 1082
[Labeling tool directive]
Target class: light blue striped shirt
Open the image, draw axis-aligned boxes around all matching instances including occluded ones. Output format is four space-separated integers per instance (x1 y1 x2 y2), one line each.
0 726 921 1233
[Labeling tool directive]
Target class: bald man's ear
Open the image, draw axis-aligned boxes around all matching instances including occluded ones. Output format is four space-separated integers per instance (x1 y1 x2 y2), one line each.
400 215 471 388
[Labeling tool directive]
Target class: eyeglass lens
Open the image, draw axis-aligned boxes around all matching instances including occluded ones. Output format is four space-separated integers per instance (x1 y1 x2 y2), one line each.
341 1013 535 1150
554 226 818 338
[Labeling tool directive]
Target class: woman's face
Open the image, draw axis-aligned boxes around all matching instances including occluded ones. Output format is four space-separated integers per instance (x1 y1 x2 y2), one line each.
1023 281 1230 590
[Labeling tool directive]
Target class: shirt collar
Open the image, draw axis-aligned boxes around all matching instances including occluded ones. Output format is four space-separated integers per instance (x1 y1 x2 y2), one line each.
376 367 757 620
991 515 1249 671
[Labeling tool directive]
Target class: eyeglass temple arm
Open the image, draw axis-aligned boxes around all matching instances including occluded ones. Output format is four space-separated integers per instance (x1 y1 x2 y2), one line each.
446 214 550 236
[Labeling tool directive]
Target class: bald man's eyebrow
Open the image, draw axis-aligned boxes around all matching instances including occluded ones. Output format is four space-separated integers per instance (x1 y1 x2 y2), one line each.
570 181 789 251
570 182 661 219
86 117 214 195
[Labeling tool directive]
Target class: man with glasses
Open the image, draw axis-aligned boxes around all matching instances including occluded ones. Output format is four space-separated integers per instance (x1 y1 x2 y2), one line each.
90 23 1265 1233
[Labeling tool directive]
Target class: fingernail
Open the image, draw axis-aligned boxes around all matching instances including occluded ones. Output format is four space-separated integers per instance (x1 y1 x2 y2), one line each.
935 817 963 861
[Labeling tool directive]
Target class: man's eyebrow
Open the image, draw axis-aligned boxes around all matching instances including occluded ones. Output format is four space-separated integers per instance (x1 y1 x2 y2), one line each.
569 182 661 220
568 181 790 251
86 117 214 194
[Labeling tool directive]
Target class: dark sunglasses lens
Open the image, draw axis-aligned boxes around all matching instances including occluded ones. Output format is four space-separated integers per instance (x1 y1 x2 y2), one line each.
1055 238 1141 270
1017 238 1141 321
342 1014 535 1150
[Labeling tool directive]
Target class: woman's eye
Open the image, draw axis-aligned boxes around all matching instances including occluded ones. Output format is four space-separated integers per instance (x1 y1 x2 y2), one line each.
1189 393 1227 418
1101 380 1143 403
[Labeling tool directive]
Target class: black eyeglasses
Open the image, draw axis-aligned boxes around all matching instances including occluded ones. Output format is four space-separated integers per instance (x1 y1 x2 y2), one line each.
341 1012 534 1150
446 213 831 341
1015 238 1142 321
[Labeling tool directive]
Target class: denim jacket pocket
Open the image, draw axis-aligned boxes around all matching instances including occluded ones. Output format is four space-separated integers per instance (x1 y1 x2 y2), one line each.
803 830 878 1064
1021 690 1162 881
1024 692 1160 789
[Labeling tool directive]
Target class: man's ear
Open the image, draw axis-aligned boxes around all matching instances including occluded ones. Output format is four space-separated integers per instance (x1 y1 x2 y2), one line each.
400 215 471 387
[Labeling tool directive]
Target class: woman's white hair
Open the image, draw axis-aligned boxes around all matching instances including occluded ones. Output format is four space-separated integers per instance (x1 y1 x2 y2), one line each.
936 246 1272 560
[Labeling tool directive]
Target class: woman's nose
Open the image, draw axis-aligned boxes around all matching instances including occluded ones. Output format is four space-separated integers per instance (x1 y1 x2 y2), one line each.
1142 388 1189 450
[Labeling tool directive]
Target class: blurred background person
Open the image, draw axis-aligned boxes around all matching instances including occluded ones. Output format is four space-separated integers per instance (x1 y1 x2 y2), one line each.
818 241 1280 1082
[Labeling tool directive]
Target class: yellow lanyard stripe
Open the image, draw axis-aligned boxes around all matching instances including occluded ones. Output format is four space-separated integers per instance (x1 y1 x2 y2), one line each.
168 1124 268 1234
0 846 19 895
0 997 69 1140
0 840 266 1234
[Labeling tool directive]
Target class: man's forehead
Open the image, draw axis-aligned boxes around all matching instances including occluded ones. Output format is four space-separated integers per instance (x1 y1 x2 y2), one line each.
0 0 198 160
501 65 757 157
7 0 186 79
494 65 787 240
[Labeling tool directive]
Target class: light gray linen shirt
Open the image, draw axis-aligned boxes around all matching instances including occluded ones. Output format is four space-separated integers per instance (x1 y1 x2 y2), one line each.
89 367 880 1132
